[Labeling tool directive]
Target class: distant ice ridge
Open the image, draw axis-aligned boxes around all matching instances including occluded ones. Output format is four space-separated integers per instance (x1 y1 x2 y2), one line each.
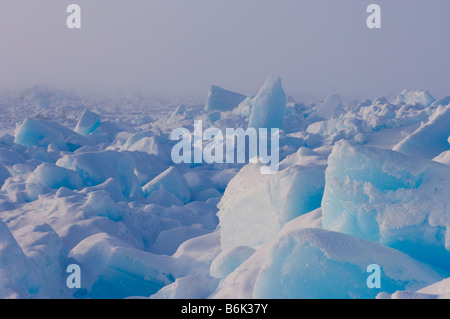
204 86 246 112
395 89 435 107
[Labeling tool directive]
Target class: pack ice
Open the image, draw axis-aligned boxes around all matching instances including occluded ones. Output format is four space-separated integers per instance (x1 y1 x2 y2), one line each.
0 82 449 299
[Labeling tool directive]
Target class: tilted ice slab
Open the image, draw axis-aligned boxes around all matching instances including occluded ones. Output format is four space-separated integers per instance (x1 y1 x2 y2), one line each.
322 140 450 271
204 85 246 112
248 76 286 130
394 105 450 159
74 108 101 136
217 147 326 251
14 118 80 151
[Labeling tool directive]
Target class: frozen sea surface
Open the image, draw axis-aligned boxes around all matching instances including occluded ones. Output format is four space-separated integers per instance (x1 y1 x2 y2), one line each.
0 82 449 299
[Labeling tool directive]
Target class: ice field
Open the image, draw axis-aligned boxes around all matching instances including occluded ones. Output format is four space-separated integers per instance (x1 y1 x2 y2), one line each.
0 78 449 299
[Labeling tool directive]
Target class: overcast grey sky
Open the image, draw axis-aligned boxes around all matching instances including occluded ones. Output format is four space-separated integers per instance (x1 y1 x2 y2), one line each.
0 0 449 100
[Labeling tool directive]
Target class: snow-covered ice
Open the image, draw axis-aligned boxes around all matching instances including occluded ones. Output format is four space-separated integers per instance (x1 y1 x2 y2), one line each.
217 147 326 250
248 76 286 130
394 104 450 159
0 82 449 299
322 140 450 271
252 228 443 299
142 166 191 204
395 89 436 107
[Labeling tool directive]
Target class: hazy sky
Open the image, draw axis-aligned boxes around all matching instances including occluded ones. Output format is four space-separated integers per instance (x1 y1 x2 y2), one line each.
0 0 449 100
